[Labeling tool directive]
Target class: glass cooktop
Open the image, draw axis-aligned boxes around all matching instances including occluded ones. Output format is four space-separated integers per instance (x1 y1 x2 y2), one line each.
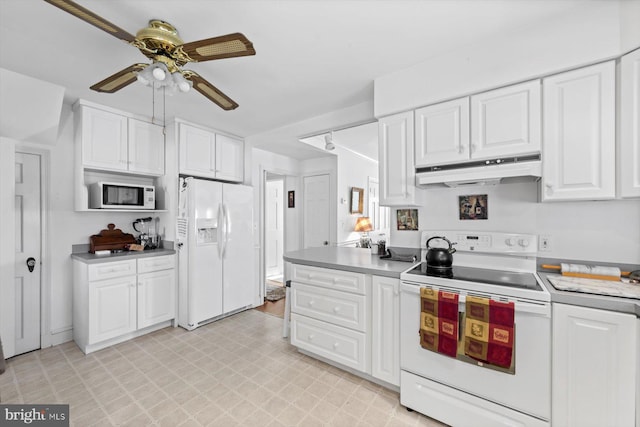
405 262 543 292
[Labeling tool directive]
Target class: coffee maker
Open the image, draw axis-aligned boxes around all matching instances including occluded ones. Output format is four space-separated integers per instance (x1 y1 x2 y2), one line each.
132 217 155 249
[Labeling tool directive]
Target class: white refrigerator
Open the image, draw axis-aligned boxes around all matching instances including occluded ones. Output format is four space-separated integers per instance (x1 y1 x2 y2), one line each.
177 177 255 330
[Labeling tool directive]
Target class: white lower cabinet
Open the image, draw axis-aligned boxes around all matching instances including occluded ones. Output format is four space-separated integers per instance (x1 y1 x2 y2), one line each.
552 303 637 427
289 264 400 388
371 276 400 386
89 275 137 343
73 254 176 354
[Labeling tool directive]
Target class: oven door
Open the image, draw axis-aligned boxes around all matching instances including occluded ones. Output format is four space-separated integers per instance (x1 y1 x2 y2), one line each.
400 282 551 420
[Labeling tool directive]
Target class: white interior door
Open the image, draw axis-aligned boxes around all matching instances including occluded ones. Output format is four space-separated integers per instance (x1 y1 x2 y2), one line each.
14 152 41 355
303 174 330 248
265 179 284 278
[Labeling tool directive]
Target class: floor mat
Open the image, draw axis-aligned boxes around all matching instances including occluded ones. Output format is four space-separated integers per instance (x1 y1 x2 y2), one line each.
265 283 286 301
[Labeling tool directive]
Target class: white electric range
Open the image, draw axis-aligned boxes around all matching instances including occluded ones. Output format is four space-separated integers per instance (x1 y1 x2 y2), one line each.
399 230 551 427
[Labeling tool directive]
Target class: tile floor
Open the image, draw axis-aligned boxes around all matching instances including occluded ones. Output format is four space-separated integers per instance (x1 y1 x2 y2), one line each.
0 309 447 427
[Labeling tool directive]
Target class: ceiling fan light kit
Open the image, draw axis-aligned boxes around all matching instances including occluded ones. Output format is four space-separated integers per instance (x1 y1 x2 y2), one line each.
44 0 256 110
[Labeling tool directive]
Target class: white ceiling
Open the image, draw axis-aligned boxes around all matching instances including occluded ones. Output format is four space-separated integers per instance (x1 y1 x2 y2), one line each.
0 0 594 159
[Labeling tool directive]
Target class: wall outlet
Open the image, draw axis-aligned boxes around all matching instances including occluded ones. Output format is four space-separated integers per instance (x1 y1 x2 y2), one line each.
539 236 551 252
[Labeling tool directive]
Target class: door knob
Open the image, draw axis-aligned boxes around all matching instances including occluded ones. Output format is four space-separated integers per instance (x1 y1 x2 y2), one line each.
26 257 36 273
323 241 329 246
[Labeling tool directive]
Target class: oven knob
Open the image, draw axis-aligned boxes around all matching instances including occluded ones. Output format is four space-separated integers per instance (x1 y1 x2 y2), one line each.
518 238 530 247
505 237 517 246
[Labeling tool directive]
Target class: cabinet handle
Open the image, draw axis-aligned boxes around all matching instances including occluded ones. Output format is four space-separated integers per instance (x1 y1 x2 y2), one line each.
333 342 340 349
308 334 315 340
333 306 340 313
545 183 554 194
308 300 315 307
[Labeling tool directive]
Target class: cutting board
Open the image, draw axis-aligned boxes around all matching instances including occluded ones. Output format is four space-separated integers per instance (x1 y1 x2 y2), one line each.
548 274 640 300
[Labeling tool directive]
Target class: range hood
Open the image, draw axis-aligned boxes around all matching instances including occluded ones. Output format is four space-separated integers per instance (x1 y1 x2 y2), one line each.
416 154 541 188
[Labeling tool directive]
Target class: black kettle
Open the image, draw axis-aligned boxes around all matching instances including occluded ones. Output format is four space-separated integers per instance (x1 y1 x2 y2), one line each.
425 236 456 268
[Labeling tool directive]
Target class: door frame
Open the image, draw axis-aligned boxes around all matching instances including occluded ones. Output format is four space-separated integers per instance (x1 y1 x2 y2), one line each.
258 166 297 304
13 146 52 354
265 178 284 279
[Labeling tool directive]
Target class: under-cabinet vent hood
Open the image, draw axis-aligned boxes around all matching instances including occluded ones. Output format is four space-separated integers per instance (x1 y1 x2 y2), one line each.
416 154 541 188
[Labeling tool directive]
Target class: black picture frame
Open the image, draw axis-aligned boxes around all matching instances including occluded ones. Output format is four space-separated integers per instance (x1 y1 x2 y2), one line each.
288 191 295 208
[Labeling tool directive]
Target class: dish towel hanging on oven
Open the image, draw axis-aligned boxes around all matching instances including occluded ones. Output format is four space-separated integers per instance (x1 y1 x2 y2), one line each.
464 296 515 368
419 288 459 357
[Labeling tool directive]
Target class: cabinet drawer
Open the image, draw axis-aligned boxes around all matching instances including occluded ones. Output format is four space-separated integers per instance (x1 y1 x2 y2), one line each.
88 260 136 281
137 255 175 274
291 283 367 331
291 264 366 295
291 314 367 373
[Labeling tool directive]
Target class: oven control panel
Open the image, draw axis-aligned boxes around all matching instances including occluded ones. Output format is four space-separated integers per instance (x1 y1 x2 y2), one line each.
422 230 538 255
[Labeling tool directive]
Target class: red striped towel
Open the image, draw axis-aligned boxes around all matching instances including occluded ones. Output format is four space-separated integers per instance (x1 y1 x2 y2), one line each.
464 296 515 368
419 288 459 358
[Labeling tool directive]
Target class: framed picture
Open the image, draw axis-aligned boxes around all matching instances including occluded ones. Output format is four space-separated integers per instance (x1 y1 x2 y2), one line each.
396 209 419 230
288 191 295 208
350 187 364 214
459 194 488 220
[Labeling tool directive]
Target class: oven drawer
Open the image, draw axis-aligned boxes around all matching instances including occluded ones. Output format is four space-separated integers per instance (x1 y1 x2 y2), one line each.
400 371 549 427
291 313 368 372
291 264 366 295
291 283 367 332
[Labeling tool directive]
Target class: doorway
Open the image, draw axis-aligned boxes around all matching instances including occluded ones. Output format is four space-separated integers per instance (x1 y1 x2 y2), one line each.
14 152 42 355
257 171 287 318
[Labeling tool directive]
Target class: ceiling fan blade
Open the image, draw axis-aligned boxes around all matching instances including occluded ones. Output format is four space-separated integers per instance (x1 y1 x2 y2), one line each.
44 0 136 43
90 64 148 93
184 72 239 110
177 33 255 62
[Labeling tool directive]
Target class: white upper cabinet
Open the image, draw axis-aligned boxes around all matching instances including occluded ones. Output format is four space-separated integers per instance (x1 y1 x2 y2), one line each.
81 107 128 171
415 97 469 167
620 48 640 198
215 133 244 182
128 118 165 176
470 80 541 160
80 105 165 176
379 111 416 206
414 80 541 168
542 61 616 201
179 122 244 182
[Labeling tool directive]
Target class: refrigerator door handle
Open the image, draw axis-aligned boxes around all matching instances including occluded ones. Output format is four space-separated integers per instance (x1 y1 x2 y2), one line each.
221 203 230 259
217 204 224 258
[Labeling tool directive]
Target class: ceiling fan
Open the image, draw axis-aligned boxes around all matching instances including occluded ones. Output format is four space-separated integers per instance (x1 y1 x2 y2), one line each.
44 0 256 110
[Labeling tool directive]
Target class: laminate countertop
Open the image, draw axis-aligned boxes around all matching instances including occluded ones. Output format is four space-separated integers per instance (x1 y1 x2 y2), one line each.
284 246 420 279
71 248 176 264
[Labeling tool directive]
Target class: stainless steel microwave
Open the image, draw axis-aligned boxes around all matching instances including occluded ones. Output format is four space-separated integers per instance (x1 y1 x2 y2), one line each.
89 182 155 209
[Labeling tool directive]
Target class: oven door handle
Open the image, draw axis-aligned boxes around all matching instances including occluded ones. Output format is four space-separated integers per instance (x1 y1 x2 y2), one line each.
401 282 550 317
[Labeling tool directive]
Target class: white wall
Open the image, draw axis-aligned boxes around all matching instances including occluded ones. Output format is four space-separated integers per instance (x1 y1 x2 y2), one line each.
335 147 378 244
620 0 640 52
374 2 624 118
388 182 640 265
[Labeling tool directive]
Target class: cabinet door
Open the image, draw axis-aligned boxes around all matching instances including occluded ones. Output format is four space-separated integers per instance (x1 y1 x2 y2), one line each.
179 124 216 178
81 107 128 171
137 269 176 329
128 118 165 175
542 61 616 201
471 80 541 160
215 133 244 182
89 276 137 344
415 97 469 166
552 304 637 427
371 276 400 386
620 48 640 198
379 111 416 206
